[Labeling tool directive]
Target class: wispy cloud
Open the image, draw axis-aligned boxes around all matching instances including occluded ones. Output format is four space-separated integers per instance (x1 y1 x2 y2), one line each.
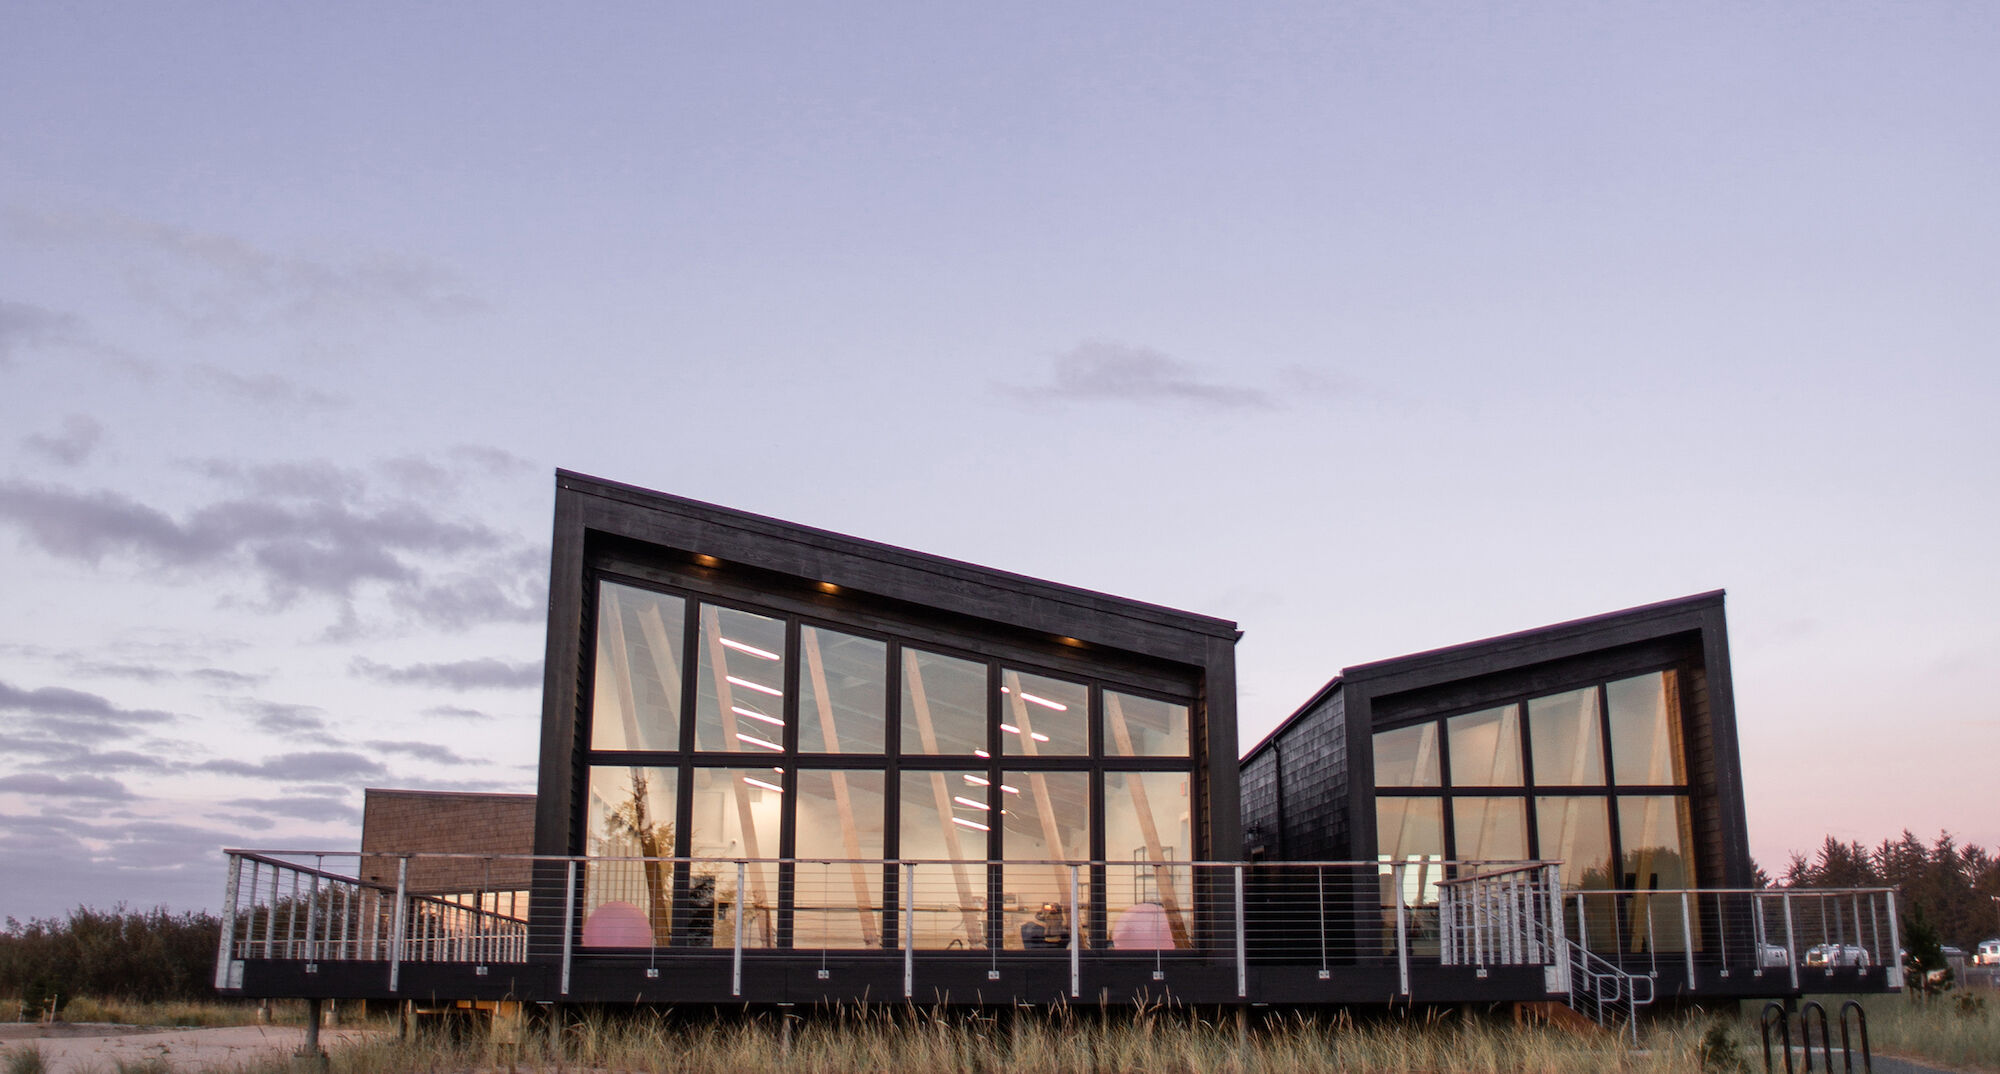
350 657 542 690
22 414 104 465
423 704 497 721
0 460 541 630
188 365 347 411
0 680 178 740
1003 340 1277 410
0 772 134 800
5 208 486 333
366 740 474 766
0 299 84 366
221 795 360 823
195 750 386 782
222 698 336 741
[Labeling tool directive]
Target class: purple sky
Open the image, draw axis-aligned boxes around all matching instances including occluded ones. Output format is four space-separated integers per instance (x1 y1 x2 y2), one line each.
2 4 1996 919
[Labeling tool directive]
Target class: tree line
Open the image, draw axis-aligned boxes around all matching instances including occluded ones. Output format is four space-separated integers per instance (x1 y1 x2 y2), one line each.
1 906 221 1007
1778 829 2000 950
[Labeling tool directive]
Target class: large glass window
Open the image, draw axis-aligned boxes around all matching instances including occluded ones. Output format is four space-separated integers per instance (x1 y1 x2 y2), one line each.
582 580 1200 951
1000 668 1087 756
1377 796 1445 906
1528 688 1605 786
1001 770 1089 948
1105 772 1193 950
582 766 678 947
690 767 784 947
590 583 685 752
1607 672 1684 786
792 769 885 948
1104 691 1189 757
900 649 987 755
1373 722 1441 788
1374 666 1696 906
1535 796 1614 890
694 604 789 753
797 627 886 754
1446 704 1522 787
1453 797 1529 862
900 770 990 948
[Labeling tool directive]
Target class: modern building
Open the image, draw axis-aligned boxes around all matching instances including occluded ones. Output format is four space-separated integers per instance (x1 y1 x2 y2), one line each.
213 472 1900 1017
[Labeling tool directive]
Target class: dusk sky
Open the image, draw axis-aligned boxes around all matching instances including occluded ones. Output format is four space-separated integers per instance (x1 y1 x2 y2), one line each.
3 4 1996 920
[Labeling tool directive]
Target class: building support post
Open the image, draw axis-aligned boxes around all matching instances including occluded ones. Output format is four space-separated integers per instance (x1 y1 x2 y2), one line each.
903 862 916 1001
1884 891 1904 990
293 997 328 1073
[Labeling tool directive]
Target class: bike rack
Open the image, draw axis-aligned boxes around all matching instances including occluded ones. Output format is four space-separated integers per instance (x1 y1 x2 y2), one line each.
1837 1000 1871 1074
1800 1002 1833 1073
1762 1001 1794 1074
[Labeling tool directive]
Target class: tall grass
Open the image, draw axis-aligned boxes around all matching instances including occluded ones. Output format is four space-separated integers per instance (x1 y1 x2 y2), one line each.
226 1004 1747 1074
1849 991 2000 1072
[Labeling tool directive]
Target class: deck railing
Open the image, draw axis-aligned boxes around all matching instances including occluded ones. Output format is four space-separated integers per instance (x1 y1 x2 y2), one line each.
218 851 1574 998
215 851 1899 1004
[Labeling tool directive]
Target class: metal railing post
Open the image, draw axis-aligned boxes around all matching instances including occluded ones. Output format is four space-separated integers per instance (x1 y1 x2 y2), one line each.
1545 866 1570 994
1069 863 1081 999
733 861 746 998
903 862 915 1000
1233 864 1248 998
304 865 321 964
1884 890 1903 989
1682 892 1696 990
1393 863 1410 997
214 854 243 989
262 862 279 957
559 859 576 996
1782 892 1799 991
388 857 408 992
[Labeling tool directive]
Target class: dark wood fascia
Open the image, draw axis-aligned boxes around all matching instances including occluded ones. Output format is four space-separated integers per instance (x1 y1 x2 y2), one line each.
532 486 588 857
1339 591 1726 698
557 471 1240 665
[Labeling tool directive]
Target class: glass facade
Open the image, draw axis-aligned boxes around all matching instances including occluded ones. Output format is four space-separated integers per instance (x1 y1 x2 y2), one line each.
579 576 1199 951
1373 670 1694 894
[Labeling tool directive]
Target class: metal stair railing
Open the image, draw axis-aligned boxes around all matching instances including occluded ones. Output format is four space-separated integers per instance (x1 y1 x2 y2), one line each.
1565 934 1655 1043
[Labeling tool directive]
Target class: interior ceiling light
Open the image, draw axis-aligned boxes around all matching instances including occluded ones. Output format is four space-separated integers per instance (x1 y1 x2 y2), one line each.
952 795 990 811
963 774 990 786
951 817 990 832
999 723 1020 735
727 675 782 697
1018 691 1067 712
1000 784 1019 794
732 705 784 727
742 776 784 793
973 749 990 758
720 637 780 660
734 731 783 751
1030 731 1050 743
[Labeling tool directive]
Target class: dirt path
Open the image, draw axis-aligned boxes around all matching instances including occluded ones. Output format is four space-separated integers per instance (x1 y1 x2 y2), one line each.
0 1023 380 1073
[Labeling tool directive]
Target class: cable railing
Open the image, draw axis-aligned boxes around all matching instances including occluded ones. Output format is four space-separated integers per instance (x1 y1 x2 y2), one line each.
214 851 1899 1006
1557 886 1902 993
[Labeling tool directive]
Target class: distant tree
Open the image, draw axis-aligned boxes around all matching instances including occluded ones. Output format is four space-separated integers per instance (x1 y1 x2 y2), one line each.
0 906 221 1004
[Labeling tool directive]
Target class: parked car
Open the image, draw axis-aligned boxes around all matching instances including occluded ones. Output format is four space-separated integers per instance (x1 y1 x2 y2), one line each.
1976 939 2000 967
1805 943 1871 968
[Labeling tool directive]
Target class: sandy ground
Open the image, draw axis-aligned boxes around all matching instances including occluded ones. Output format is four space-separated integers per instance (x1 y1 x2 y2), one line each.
0 1023 380 1073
